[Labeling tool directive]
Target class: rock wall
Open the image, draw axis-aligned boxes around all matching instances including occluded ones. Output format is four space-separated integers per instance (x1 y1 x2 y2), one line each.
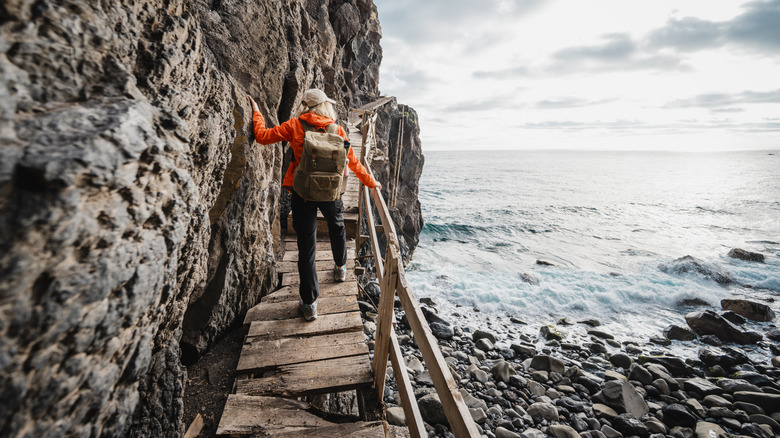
0 0 408 436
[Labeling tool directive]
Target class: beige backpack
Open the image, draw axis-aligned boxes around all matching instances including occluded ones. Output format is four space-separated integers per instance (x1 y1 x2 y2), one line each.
293 118 348 201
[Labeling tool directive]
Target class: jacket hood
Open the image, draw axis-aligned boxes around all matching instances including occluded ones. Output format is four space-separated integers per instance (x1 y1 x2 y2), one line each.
299 112 336 129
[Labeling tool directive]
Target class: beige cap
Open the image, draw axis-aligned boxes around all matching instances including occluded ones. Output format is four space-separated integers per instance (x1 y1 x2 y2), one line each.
302 88 336 108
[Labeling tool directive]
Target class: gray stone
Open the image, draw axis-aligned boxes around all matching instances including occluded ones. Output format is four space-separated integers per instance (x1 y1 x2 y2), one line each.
698 346 749 368
669 426 694 438
593 380 649 418
702 394 732 408
459 388 488 411
527 380 546 396
733 391 780 411
661 404 698 428
717 378 761 394
527 401 558 421
664 324 697 341
749 413 780 433
609 353 633 369
612 414 650 438
496 427 522 438
386 406 406 426
600 424 623 438
628 364 654 385
548 424 580 438
694 421 727 438
406 356 424 374
644 417 668 434
491 360 516 384
683 377 722 396
540 325 566 341
468 365 489 384
469 407 487 424
593 403 619 419
418 393 448 425
475 337 494 352
740 423 773 438
660 255 732 284
429 321 454 340
473 329 498 344
530 355 565 374
520 428 545 438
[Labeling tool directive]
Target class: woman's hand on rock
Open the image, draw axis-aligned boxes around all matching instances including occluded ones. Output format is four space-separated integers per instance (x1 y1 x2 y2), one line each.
247 95 260 113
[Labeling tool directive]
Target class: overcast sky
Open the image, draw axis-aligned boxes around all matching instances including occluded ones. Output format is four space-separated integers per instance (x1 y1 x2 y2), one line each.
373 0 780 151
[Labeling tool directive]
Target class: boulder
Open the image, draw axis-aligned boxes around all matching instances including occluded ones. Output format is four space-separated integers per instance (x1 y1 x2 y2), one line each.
593 403 618 419
475 338 494 352
727 248 765 262
734 391 780 412
429 321 454 340
540 325 566 341
683 377 723 397
530 355 565 374
386 406 406 426
721 299 775 322
491 361 517 384
660 255 732 284
767 328 780 341
717 379 761 394
660 403 699 428
609 353 633 369
684 310 763 344
664 325 697 341
638 356 689 377
459 389 488 411
698 346 749 368
628 364 654 385
593 380 649 418
548 424 580 438
588 329 615 340
495 427 523 438
469 407 487 424
612 414 650 438
527 401 559 421
473 329 498 344
740 422 773 438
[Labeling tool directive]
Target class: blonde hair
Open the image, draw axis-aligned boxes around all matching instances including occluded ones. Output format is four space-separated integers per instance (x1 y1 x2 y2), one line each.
296 101 337 121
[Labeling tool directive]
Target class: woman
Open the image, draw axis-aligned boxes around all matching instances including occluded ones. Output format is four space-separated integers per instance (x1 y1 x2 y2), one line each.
248 89 381 321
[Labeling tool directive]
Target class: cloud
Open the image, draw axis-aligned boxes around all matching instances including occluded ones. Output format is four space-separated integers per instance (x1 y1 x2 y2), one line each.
381 68 435 96
553 33 636 62
647 0 780 53
534 97 616 109
441 94 520 113
665 89 780 109
472 66 531 79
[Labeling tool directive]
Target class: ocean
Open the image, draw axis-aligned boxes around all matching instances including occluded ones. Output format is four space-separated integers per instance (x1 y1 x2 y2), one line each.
405 149 780 359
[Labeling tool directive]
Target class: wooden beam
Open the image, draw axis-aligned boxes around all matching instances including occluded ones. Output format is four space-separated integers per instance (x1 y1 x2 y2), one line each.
363 186 384 282
395 258 481 437
389 331 426 438
260 282 356 304
372 253 397 397
234 355 372 397
237 331 369 374
184 413 203 438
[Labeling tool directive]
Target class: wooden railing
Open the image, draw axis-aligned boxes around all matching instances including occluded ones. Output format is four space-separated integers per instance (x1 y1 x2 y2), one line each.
351 101 481 438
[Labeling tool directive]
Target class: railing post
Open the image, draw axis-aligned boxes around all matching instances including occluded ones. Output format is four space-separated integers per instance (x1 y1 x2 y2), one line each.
372 248 397 397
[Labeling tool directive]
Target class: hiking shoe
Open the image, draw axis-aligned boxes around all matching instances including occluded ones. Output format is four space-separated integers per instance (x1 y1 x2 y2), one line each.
334 264 347 282
299 299 318 321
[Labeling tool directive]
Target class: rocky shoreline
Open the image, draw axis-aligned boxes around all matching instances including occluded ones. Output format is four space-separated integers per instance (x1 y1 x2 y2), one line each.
359 250 780 438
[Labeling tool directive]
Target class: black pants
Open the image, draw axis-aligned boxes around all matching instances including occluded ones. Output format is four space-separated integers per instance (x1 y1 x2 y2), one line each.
290 190 348 304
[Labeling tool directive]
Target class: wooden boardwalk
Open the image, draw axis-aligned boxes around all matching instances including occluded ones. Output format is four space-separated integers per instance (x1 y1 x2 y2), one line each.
216 121 404 436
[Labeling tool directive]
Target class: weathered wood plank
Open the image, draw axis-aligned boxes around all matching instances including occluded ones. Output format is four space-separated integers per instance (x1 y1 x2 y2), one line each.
237 331 368 373
270 422 386 437
373 252 397 396
247 311 363 339
281 269 356 286
389 331 425 438
277 258 354 273
184 413 203 438
260 282 356 304
282 248 355 262
244 295 359 324
234 355 372 397
216 395 331 436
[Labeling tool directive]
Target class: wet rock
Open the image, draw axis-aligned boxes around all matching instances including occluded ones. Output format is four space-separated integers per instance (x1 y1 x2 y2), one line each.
520 428 545 438
540 325 566 341
639 356 688 377
406 357 424 374
684 310 762 344
669 426 694 438
521 273 539 285
593 381 649 418
718 379 761 394
728 248 765 262
749 414 780 434
660 403 699 428
468 365 489 384
475 338 494 352
429 321 454 340
660 255 732 284
721 311 746 325
734 391 780 412
588 329 615 340
766 328 780 341
600 424 622 438
469 407 487 424
511 343 537 358
644 417 668 434
473 329 498 344
684 398 707 418
628 364 654 385
721 298 775 322
664 325 697 341
702 394 732 408
460 389 488 411
740 422 773 438
612 413 650 438
698 346 750 368
733 401 764 415
609 353 632 369
530 355 565 374
731 371 775 387
683 377 723 396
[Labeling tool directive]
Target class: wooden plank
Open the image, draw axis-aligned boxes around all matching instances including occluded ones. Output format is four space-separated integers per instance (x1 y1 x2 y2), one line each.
373 252 397 396
270 421 386 437
260 282 356 304
235 355 372 397
248 311 363 339
394 247 481 437
237 331 369 373
363 186 384 282
184 413 203 438
281 269 356 286
389 331 425 438
216 395 331 436
371 185 399 239
277 258 354 273
245 295 359 324
285 240 338 252
282 248 355 262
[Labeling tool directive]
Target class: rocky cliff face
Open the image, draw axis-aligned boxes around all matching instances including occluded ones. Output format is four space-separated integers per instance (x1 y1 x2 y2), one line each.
0 1 421 436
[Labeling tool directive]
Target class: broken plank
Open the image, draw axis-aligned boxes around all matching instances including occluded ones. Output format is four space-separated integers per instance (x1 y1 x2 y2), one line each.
234 355 372 397
247 311 363 339
281 269 356 286
244 295 359 324
237 331 368 373
259 282 356 304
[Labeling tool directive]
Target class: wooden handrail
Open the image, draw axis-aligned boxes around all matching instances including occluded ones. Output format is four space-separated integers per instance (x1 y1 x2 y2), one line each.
351 101 481 438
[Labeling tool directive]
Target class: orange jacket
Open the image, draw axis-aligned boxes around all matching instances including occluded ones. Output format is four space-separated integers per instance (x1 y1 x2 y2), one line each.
252 111 378 191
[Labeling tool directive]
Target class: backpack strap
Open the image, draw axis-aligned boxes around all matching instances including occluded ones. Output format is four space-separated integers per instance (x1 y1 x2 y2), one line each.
299 117 338 134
